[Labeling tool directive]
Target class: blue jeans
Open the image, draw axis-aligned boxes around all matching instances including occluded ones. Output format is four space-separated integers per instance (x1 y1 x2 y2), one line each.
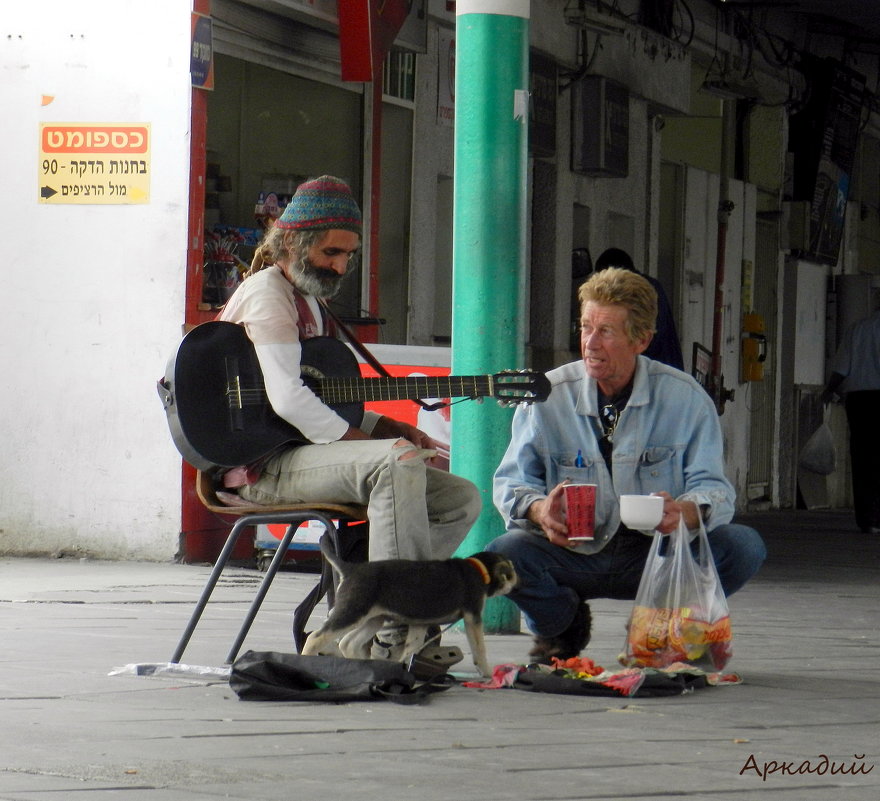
486 524 766 638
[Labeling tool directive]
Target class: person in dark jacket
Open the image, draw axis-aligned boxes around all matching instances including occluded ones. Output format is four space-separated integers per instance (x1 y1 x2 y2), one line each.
594 248 684 370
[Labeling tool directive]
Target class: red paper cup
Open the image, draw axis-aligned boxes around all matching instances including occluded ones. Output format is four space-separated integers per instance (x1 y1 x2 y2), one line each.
564 483 596 540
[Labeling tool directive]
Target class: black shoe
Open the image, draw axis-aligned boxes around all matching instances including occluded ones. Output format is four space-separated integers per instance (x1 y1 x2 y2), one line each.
529 602 592 662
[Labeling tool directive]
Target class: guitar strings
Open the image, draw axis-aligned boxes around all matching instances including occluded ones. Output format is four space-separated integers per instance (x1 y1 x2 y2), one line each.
225 374 538 405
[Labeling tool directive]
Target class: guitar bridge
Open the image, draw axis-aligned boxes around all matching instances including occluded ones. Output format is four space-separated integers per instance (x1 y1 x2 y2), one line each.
225 358 245 432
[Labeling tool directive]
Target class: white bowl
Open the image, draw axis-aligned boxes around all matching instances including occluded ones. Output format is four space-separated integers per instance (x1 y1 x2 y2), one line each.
619 494 664 531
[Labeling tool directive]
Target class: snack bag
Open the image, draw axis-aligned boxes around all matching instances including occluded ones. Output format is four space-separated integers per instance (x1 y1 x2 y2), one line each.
620 518 732 671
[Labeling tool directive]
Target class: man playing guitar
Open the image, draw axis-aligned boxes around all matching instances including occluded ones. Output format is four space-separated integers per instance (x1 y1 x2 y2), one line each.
217 176 480 664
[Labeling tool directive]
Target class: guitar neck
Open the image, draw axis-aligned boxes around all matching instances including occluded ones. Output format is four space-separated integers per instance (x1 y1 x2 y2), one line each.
316 375 494 404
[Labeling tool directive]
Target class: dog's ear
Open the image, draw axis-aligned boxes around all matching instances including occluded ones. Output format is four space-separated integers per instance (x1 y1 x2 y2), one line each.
489 560 518 591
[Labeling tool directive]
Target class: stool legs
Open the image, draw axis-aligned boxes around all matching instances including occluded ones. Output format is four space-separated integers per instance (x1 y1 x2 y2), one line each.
225 522 301 664
170 511 336 664
170 517 251 664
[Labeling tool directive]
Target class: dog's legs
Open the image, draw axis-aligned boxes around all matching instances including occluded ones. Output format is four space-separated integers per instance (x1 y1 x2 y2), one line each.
462 612 492 676
338 616 385 659
302 625 343 657
401 624 428 662
303 607 379 657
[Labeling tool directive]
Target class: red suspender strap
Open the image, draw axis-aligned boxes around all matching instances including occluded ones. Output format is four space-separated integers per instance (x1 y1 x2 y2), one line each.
293 291 336 339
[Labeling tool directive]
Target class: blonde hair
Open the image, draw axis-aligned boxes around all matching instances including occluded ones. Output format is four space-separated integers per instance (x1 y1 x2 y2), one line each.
578 267 658 342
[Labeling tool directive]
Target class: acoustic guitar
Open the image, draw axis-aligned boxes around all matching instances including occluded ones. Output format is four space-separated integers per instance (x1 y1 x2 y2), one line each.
158 321 550 470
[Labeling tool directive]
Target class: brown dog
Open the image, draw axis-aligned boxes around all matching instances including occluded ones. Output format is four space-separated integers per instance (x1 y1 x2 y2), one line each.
302 540 518 676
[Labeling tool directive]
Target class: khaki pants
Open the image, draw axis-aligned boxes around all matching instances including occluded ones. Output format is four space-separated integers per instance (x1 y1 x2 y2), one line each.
240 439 481 561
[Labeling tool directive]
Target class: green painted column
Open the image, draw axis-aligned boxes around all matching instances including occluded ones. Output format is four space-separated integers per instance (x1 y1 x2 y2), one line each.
451 0 530 632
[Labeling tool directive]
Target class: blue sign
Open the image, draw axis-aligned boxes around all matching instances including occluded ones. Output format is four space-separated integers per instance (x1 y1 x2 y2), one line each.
191 14 213 90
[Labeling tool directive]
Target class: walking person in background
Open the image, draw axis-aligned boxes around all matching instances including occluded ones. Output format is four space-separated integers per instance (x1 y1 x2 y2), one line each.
822 307 880 534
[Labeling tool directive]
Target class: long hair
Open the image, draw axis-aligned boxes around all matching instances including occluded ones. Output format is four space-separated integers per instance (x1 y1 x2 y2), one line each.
245 226 325 278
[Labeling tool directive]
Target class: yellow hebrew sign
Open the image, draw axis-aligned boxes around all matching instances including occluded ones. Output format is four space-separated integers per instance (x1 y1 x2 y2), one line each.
38 123 151 204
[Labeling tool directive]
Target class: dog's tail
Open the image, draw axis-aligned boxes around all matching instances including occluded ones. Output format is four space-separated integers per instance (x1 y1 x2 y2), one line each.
319 536 346 574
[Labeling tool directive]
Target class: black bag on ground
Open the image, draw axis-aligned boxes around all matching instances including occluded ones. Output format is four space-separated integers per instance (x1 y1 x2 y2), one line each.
230 650 453 704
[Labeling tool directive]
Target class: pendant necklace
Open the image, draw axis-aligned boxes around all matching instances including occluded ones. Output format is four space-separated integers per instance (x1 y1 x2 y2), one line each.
597 381 633 444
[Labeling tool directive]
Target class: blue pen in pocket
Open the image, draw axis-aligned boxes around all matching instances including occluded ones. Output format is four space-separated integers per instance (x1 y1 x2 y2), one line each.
575 449 585 467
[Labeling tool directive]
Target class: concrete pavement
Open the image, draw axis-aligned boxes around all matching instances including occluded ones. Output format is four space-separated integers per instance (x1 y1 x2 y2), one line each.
0 507 877 800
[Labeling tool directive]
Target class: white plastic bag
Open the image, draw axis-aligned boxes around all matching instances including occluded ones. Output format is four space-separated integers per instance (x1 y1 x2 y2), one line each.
799 412 836 475
620 518 732 671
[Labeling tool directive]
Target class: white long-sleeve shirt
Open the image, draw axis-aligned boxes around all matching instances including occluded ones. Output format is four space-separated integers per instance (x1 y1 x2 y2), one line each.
218 265 379 444
831 310 880 393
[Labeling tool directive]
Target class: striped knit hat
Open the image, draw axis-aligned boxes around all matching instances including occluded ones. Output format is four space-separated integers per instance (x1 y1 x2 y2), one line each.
275 175 362 235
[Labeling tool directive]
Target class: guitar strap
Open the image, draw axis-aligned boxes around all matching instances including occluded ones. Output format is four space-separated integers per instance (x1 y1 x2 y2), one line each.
293 291 337 339
318 298 448 412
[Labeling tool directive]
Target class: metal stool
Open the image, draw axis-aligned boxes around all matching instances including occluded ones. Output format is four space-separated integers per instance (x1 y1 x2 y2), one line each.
169 470 367 664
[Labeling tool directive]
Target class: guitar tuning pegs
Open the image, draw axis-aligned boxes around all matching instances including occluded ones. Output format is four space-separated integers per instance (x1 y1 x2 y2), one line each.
497 398 535 407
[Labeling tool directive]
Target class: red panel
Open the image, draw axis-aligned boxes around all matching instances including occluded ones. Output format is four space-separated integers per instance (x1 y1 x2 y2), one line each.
181 0 239 563
338 0 410 82
339 0 373 81
360 362 451 426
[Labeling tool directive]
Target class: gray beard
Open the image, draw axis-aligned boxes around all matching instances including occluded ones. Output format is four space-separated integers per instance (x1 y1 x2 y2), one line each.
289 257 345 298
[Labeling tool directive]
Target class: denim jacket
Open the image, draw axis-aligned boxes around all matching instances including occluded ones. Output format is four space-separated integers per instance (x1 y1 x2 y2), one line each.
493 356 735 554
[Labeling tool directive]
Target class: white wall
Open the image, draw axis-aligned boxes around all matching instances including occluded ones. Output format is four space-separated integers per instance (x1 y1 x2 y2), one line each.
792 260 828 386
678 168 756 505
0 2 191 559
409 19 456 346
